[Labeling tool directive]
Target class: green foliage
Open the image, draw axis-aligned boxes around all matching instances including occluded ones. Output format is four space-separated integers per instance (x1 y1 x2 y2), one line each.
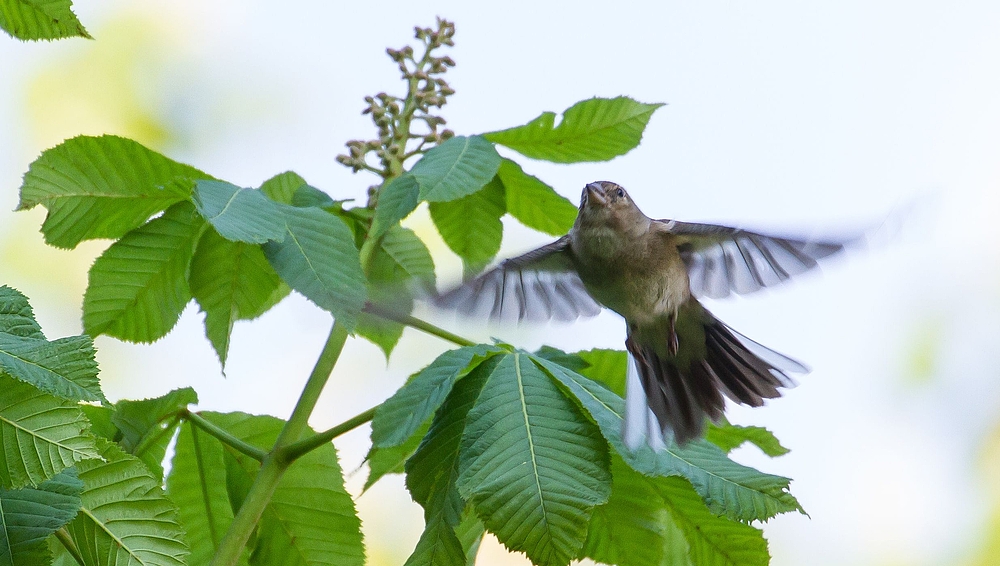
1 16 805 566
706 423 790 457
192 181 287 245
168 422 248 566
261 206 367 330
411 135 501 202
83 202 204 343
537 356 804 522
0 469 83 566
17 135 210 249
0 376 100 489
496 160 578 236
190 228 285 366
485 97 664 163
369 175 420 240
64 439 189 566
429 178 505 272
0 0 90 41
110 388 198 480
456 353 611 566
192 413 365 566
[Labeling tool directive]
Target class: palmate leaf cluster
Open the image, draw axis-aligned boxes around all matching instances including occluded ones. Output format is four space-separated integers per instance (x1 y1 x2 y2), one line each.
4 17 805 566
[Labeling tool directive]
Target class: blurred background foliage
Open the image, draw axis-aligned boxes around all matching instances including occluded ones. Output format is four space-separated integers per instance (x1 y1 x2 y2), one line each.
2 2 999 565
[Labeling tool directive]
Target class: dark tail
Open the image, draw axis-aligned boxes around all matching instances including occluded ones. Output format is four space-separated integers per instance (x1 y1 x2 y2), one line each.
624 303 806 448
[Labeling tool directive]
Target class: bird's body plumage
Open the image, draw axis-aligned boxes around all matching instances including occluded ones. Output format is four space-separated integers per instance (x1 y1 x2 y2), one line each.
434 181 846 446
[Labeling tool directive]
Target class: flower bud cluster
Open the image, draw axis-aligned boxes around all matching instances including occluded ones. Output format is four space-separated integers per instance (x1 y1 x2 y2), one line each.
337 18 457 194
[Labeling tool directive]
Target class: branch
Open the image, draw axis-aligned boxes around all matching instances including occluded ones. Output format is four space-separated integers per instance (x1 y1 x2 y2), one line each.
182 410 267 461
210 320 349 566
363 302 475 347
281 405 378 463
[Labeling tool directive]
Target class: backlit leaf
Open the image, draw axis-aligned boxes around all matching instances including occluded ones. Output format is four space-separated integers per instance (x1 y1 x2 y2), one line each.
497 160 577 236
484 97 663 163
64 439 189 566
192 180 287 244
263 206 366 329
429 178 504 272
411 136 501 202
83 201 203 343
0 376 100 489
0 469 82 566
0 0 90 41
18 135 209 248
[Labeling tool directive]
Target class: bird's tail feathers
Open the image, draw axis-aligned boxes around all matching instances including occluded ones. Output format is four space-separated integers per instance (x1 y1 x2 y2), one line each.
624 309 807 449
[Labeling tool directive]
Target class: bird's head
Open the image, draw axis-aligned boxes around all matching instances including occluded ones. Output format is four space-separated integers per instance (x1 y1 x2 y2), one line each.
577 181 649 233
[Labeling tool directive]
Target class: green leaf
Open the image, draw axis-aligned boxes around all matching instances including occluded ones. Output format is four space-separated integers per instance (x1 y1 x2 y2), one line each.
18 135 209 248
372 345 496 449
535 356 804 523
411 136 502 202
79 405 116 442
429 178 505 271
454 510 485 565
369 226 436 288
190 228 285 366
0 286 44 339
404 515 465 566
484 97 664 163
83 201 203 343
530 346 589 372
657 476 770 566
0 334 103 403
582 457 669 566
0 469 82 566
0 0 90 41
496 160 577 236
290 185 351 211
457 353 611 566
406 357 495 528
573 348 628 396
260 171 308 205
370 175 420 240
263 206 367 329
192 180 287 244
357 225 438 358
204 412 365 566
705 423 790 457
111 388 197 481
364 419 429 491
0 376 100 489
167 422 248 566
64 439 189 566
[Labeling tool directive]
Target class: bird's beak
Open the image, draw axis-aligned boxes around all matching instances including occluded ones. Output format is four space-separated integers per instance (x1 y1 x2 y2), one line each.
585 182 607 208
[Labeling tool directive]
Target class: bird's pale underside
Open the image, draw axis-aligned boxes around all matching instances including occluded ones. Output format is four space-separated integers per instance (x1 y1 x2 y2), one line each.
434 181 849 447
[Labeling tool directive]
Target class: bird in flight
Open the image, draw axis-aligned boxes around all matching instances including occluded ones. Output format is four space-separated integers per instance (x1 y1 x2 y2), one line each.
435 181 848 448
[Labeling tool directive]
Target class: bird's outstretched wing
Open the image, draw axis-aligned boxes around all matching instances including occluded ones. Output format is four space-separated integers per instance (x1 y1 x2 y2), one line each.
433 236 602 323
660 220 849 299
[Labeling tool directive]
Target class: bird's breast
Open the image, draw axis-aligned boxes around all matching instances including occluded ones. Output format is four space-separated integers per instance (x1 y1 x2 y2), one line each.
570 228 690 323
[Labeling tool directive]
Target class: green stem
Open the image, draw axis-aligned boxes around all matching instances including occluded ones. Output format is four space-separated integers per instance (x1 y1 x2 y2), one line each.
282 405 378 463
209 321 349 566
55 527 85 566
363 302 475 347
183 410 267 461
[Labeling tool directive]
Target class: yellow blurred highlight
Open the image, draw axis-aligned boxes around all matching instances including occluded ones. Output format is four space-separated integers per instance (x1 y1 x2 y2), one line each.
970 423 1000 566
23 12 179 152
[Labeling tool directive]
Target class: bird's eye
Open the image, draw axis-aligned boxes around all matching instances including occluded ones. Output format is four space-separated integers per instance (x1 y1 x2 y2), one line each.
616 188 625 198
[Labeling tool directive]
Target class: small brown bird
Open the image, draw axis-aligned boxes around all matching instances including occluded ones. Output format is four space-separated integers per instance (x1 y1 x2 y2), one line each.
435 181 848 447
